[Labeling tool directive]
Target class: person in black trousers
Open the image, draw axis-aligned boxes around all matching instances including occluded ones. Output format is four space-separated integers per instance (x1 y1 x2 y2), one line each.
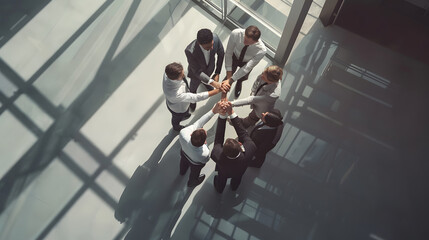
211 102 256 193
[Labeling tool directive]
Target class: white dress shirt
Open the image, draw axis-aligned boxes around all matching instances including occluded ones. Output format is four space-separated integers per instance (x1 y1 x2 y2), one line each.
225 28 267 81
162 73 209 113
199 44 210 65
231 75 281 118
199 44 213 85
179 110 215 164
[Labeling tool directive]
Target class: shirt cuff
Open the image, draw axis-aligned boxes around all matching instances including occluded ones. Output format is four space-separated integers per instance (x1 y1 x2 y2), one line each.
207 79 214 85
219 114 228 119
229 113 238 119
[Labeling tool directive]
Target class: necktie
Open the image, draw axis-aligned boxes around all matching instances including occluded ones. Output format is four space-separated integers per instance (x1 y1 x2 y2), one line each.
255 82 267 96
238 45 248 64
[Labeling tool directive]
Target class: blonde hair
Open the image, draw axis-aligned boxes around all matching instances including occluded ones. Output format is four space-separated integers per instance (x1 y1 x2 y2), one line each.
264 65 283 82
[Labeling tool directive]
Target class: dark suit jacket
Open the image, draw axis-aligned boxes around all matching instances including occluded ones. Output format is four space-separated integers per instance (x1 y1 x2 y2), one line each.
250 122 284 154
185 33 224 85
211 116 257 177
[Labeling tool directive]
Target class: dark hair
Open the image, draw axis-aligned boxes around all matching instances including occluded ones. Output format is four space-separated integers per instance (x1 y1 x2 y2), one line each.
165 62 183 80
191 129 207 147
223 138 241 158
197 29 213 45
245 25 261 41
265 65 283 82
265 109 283 127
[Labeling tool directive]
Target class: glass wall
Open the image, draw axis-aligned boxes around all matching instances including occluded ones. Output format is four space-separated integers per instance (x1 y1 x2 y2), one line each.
194 0 326 62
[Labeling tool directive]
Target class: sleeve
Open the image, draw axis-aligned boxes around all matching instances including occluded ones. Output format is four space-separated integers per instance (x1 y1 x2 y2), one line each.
231 48 266 81
231 96 254 107
214 35 225 75
193 110 215 129
231 117 257 161
185 48 211 84
224 30 237 72
230 116 251 144
211 117 227 162
171 90 209 103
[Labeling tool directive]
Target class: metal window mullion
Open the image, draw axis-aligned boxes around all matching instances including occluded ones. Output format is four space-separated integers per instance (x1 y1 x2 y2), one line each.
229 0 281 37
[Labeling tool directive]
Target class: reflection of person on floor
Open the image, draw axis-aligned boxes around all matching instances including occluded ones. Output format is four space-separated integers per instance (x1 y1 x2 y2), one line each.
222 25 267 99
179 101 225 187
211 102 256 193
162 62 221 131
185 28 225 112
249 109 284 168
231 65 283 128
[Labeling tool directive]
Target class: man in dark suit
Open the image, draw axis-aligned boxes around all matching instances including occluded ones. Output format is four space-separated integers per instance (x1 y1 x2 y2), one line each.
248 109 284 168
185 28 225 112
211 102 257 193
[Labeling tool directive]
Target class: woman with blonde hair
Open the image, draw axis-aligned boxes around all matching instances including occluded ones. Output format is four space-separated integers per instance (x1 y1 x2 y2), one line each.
231 65 283 128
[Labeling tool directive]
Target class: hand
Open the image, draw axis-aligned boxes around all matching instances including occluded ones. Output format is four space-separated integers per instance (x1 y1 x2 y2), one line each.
220 81 230 93
213 101 228 115
226 101 234 115
211 81 221 89
212 74 220 82
212 101 222 114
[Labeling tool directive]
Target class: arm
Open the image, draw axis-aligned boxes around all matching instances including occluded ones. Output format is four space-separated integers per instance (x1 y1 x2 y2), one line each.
211 115 227 163
230 115 252 144
214 34 224 75
224 30 237 74
185 48 211 85
230 96 254 107
173 90 209 103
231 48 266 81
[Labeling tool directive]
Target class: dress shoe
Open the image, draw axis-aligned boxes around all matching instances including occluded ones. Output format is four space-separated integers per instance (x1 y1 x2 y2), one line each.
234 80 242 98
187 174 205 187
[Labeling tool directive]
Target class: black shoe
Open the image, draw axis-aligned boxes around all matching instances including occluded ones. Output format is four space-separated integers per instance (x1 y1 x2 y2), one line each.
234 80 242 98
173 125 185 131
187 174 205 187
189 103 196 113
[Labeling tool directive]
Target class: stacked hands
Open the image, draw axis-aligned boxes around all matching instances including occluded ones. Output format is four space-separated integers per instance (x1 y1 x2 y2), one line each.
212 100 233 116
210 79 231 94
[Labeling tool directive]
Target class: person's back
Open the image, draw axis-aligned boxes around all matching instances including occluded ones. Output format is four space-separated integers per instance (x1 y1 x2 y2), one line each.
211 104 256 192
249 110 283 168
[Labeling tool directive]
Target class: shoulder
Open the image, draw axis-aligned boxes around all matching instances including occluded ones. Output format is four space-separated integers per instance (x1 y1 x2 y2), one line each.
255 39 267 52
231 28 244 37
185 39 197 53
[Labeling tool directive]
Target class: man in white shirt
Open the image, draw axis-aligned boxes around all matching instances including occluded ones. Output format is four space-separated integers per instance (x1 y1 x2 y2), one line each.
185 28 225 112
231 65 283 128
222 25 267 98
179 101 226 187
162 62 221 131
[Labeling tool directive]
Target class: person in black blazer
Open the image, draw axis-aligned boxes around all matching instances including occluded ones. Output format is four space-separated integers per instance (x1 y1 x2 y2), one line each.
211 102 257 193
248 109 284 168
185 28 225 111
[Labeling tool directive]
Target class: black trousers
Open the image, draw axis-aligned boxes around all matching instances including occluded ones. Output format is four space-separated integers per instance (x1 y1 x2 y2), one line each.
214 172 243 193
180 150 204 185
189 77 214 94
166 103 189 130
230 54 251 82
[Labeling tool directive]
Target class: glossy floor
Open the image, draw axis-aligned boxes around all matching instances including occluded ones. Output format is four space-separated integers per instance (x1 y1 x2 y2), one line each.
1 0 428 239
